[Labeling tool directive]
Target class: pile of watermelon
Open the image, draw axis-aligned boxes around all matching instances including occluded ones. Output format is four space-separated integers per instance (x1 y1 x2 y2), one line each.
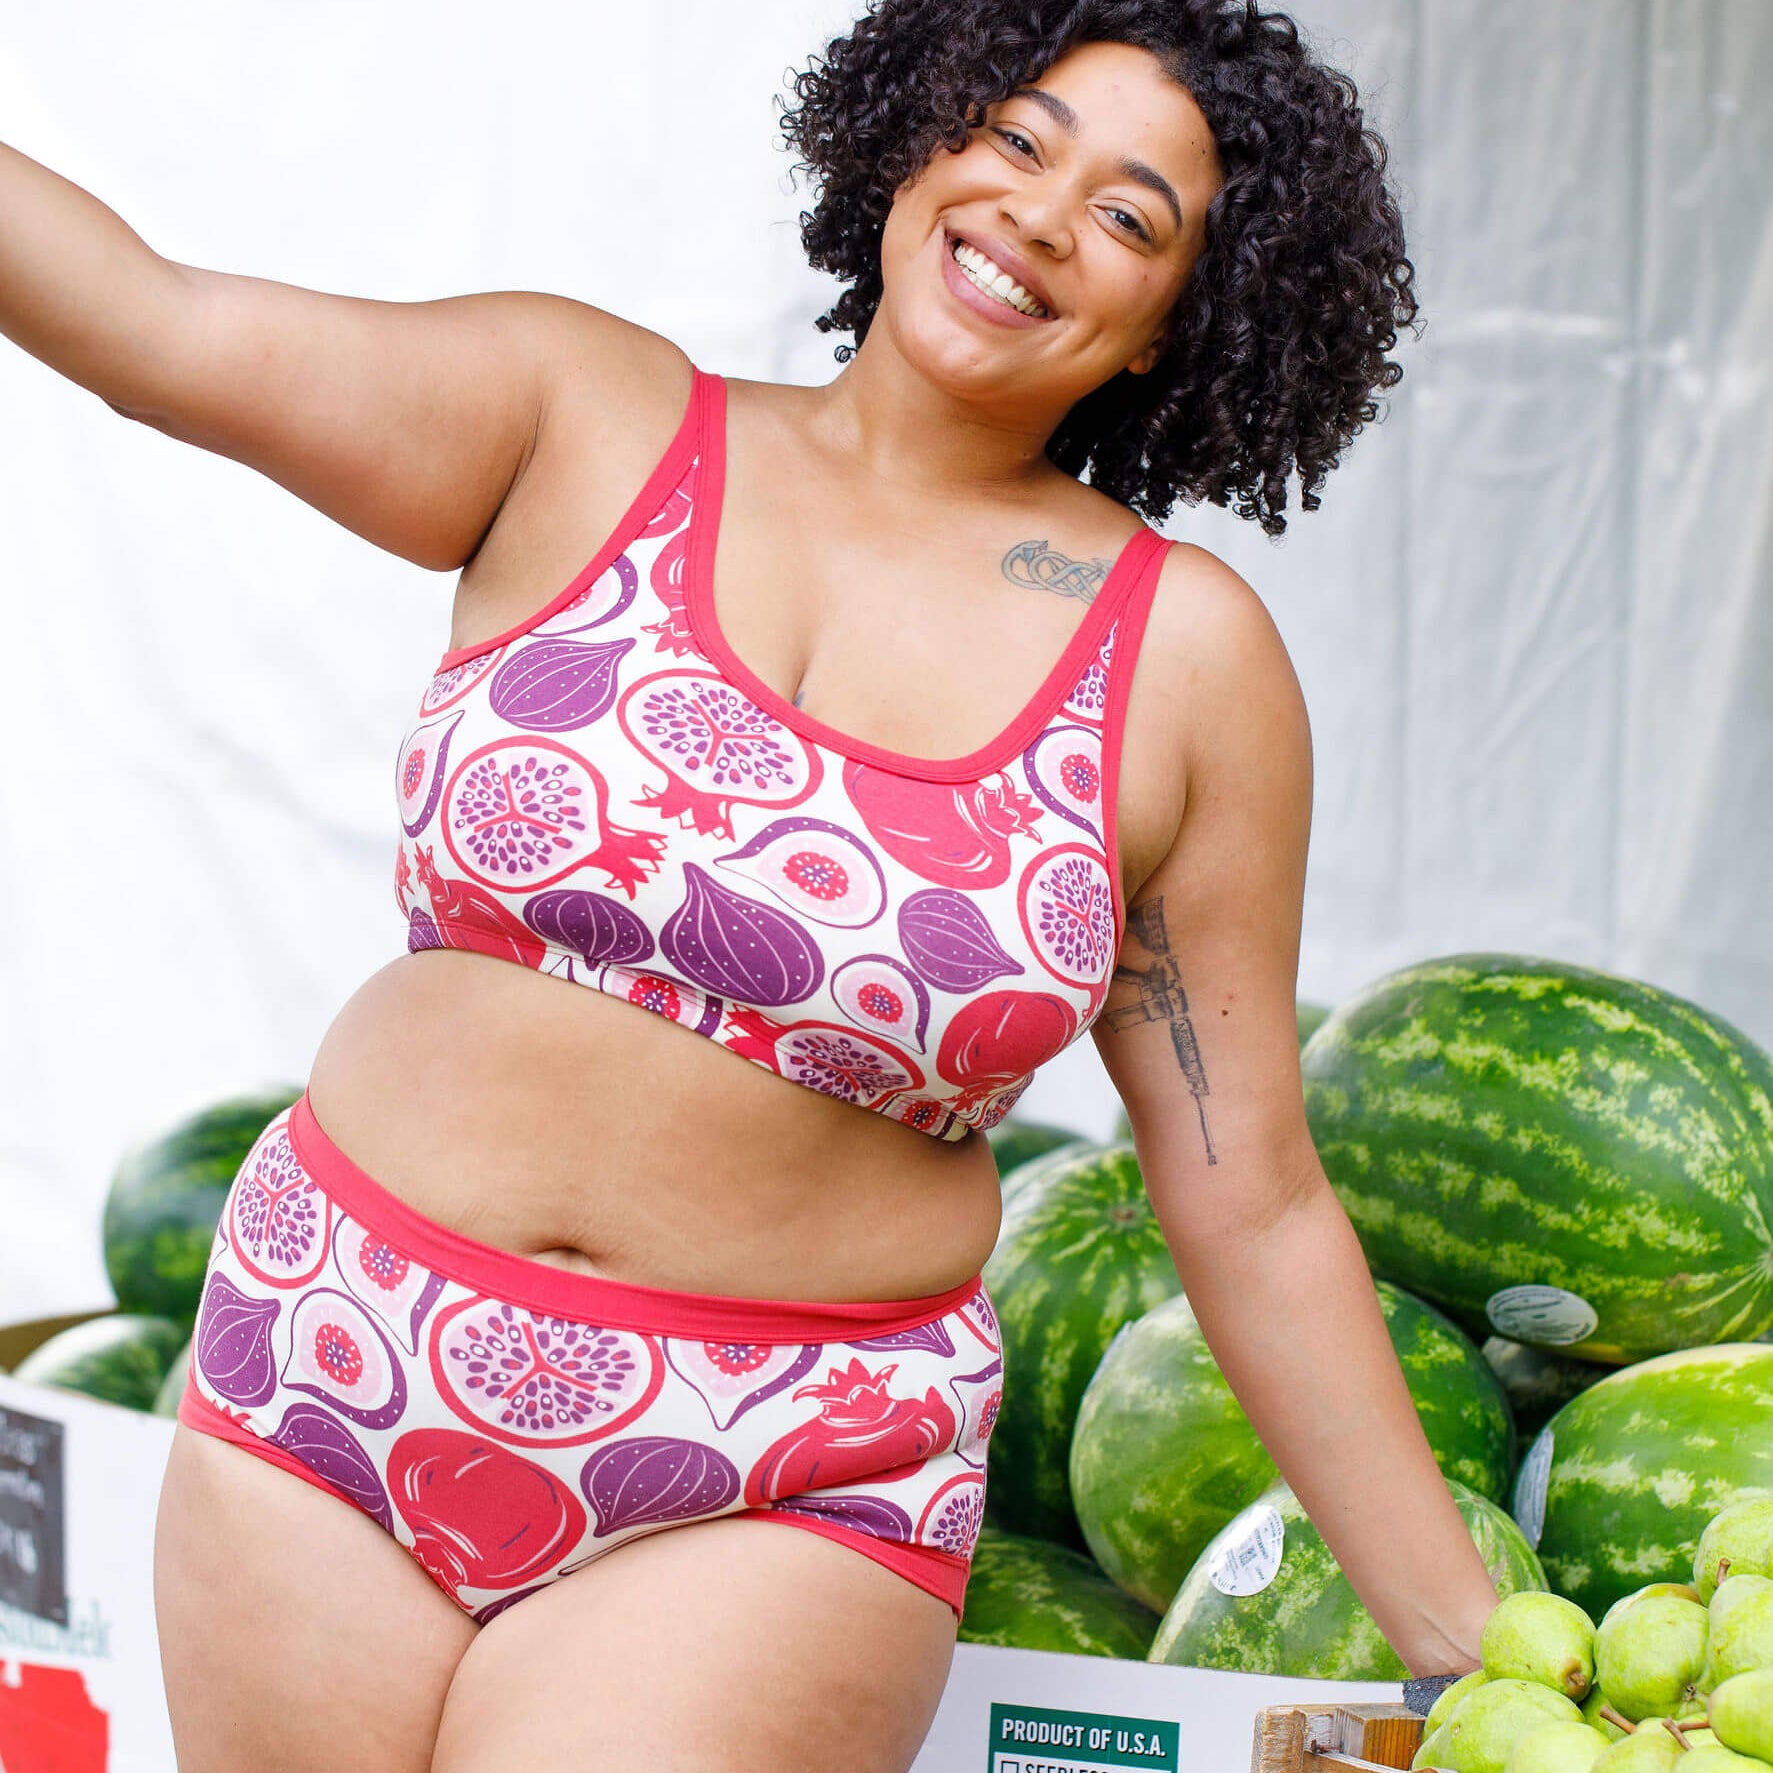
7 1088 302 1415
961 952 1773 1677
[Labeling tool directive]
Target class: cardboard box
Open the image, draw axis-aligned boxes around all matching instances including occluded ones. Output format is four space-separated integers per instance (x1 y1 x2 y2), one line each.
0 1335 1407 1772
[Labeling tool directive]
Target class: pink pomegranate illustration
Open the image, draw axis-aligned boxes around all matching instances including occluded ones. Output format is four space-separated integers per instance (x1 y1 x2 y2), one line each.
411 843 546 969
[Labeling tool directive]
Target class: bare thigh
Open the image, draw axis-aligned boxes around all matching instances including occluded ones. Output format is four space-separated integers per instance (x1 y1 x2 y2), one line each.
153 1424 478 1773
431 1516 959 1773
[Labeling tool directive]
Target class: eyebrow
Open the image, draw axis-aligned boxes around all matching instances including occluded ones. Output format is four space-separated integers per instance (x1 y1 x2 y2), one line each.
1009 85 1185 231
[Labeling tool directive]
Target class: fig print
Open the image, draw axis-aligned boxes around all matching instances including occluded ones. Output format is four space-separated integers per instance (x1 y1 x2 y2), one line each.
419 645 505 716
395 708 465 838
1021 725 1106 839
714 816 887 927
829 953 932 1053
535 551 639 638
270 1403 395 1533
487 636 634 731
278 1287 408 1430
193 1272 279 1407
658 863 824 1006
331 1216 446 1356
898 889 1025 992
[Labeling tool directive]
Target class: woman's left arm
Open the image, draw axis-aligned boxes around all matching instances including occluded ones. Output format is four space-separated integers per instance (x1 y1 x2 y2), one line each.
1093 547 1496 1676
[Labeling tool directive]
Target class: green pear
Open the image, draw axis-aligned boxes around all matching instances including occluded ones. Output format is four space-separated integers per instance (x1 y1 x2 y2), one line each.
1484 1593 1597 1699
1581 1688 1630 1742
1712 1668 1773 1762
1706 1574 1773 1689
1500 1720 1612 1773
1413 1722 1450 1770
1427 1671 1491 1734
1602 1583 1705 1629
1591 1727 1683 1769
1696 1499 1773 1602
1680 1749 1773 1772
1441 1679 1586 1773
1593 1593 1710 1719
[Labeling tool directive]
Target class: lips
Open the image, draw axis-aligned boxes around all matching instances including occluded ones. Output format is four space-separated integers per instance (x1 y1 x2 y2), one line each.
943 226 1057 319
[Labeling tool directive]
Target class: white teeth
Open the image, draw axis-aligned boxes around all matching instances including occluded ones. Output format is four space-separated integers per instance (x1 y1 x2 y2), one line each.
950 239 1049 318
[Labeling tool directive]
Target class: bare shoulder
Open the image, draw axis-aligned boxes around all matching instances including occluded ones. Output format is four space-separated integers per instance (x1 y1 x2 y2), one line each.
523 297 697 483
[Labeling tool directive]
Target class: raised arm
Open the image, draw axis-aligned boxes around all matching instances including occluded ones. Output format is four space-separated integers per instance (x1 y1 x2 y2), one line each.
0 138 683 572
1093 545 1498 1677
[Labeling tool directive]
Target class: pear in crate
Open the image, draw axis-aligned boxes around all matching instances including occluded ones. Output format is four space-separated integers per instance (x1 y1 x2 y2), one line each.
1591 1727 1682 1770
1680 1748 1773 1772
1697 1500 1773 1603
1500 1719 1612 1772
1705 1575 1773 1689
1712 1668 1773 1762
1601 1584 1703 1627
1592 1593 1709 1719
1412 1723 1450 1770
1427 1671 1490 1733
1483 1593 1596 1699
1439 1679 1585 1773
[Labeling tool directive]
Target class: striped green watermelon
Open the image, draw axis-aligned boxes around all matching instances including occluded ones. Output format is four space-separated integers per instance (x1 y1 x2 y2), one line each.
987 1116 1092 1184
1482 1336 1610 1439
1513 1343 1773 1621
1070 1281 1514 1613
102 1086 302 1327
983 1142 1182 1548
14 1314 189 1413
1150 1475 1546 1678
1302 954 1773 1364
1111 1004 1331 1140
959 1527 1163 1658
153 1338 193 1418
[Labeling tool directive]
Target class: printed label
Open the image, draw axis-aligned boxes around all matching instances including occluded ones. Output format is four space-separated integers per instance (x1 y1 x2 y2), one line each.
1513 1427 1554 1549
1485 1284 1599 1347
1207 1502 1285 1596
0 1403 65 1626
987 1702 1178 1773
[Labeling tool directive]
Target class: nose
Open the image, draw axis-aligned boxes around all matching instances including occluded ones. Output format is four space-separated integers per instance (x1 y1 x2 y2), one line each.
998 184 1075 259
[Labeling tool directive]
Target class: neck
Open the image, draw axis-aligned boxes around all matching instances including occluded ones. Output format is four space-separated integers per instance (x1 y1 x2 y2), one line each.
798 326 1080 507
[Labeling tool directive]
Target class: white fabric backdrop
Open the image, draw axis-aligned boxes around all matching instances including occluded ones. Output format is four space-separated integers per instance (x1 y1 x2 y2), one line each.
2 0 1768 1321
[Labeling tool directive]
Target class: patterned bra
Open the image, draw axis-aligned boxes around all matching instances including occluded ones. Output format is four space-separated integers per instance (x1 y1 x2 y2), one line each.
392 366 1170 1141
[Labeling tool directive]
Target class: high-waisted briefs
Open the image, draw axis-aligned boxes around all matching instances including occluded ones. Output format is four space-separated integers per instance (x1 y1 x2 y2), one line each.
177 1093 1001 1625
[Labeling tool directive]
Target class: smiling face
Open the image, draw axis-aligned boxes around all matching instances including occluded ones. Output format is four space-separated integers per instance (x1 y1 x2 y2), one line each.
875 39 1225 419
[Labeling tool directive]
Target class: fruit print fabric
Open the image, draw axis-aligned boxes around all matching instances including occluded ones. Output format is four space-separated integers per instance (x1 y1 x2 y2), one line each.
178 1098 1003 1623
392 366 1170 1142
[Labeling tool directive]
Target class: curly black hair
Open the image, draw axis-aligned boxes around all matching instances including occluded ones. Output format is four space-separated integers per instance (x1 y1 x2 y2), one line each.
778 0 1419 537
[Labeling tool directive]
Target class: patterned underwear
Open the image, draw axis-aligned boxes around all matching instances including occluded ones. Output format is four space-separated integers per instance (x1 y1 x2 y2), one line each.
177 1093 1001 1625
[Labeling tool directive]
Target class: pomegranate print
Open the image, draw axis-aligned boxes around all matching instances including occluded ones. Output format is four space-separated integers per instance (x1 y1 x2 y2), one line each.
618 670 820 839
428 1297 665 1448
386 366 1166 1143
1018 843 1119 994
743 1358 959 1505
226 1122 330 1289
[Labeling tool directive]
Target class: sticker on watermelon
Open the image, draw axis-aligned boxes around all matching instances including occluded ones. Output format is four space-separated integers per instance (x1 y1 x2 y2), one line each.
618 669 821 839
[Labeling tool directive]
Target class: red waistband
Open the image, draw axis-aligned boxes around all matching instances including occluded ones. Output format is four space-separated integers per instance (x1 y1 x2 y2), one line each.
284 1091 985 1342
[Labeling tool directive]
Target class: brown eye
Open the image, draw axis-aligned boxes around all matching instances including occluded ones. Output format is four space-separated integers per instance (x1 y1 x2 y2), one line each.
993 127 1036 157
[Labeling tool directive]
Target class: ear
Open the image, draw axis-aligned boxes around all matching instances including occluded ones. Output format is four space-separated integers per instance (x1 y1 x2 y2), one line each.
1126 340 1164 376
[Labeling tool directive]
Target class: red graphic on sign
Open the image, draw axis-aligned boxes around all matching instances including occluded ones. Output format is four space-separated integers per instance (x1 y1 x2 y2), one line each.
0 1661 109 1772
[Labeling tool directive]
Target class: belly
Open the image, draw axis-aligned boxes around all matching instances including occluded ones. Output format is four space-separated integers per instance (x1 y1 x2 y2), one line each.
303 950 1005 1302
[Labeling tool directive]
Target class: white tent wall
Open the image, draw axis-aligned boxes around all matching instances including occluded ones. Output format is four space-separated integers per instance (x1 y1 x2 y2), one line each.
1 2 1767 1321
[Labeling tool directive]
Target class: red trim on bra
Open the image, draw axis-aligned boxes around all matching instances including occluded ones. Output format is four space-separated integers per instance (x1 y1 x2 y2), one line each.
684 367 1169 784
435 366 703 672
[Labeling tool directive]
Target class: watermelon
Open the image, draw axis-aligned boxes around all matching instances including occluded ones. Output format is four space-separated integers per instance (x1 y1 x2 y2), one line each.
987 1116 1092 1184
1150 1475 1546 1678
153 1338 193 1418
1301 954 1773 1364
982 1142 1182 1548
1070 1281 1514 1613
1482 1336 1610 1439
14 1314 189 1412
1513 1343 1773 1621
102 1086 302 1326
959 1527 1163 1658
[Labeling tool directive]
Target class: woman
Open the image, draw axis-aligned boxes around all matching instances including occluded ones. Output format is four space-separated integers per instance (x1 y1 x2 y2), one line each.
3 0 1497 1767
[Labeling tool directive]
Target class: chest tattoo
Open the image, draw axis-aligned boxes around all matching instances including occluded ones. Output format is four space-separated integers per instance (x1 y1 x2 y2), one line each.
1100 895 1218 1165
1001 538 1116 604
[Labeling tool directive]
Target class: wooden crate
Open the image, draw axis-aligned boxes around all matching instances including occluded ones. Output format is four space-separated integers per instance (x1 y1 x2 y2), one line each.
1252 1701 1425 1772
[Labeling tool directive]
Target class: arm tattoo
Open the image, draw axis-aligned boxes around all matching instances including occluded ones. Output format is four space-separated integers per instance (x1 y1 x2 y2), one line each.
1002 538 1115 604
1101 896 1218 1165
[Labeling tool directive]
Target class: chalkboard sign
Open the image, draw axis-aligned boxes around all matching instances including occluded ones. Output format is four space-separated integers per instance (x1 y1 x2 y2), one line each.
0 1401 67 1625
